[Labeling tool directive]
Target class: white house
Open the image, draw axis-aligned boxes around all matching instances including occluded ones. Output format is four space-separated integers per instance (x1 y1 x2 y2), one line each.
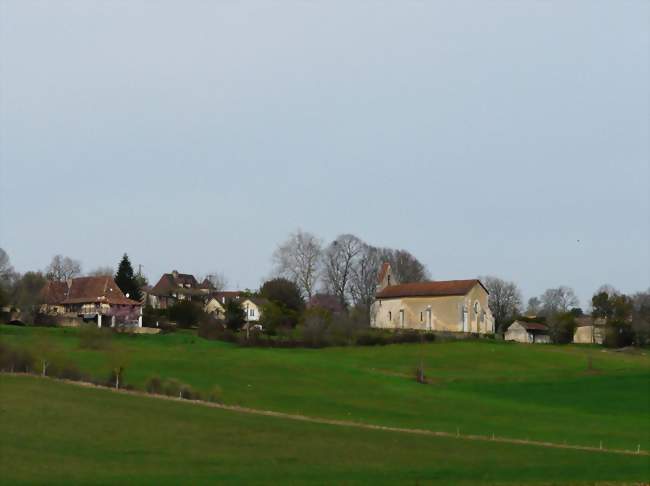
241 297 268 323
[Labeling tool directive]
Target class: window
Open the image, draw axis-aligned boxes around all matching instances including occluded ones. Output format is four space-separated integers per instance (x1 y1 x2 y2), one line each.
474 301 480 314
420 312 423 321
387 275 391 286
250 309 255 317
389 311 392 321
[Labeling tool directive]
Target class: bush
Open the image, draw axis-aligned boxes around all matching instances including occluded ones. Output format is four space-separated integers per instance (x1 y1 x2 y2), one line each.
163 378 182 397
107 366 125 389
548 312 577 344
224 299 246 331
0 342 35 372
142 305 169 328
49 360 84 381
179 384 201 400
261 301 300 333
79 325 112 350
197 318 224 340
604 321 634 348
168 301 205 329
32 313 59 327
146 375 163 394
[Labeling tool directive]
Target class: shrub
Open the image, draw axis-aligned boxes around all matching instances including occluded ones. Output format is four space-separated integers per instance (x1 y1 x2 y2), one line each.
48 360 84 381
547 312 577 344
604 321 634 348
163 378 182 397
180 384 201 400
168 301 205 329
197 318 223 340
260 301 300 333
107 366 126 389
32 313 59 327
146 375 163 394
0 342 36 372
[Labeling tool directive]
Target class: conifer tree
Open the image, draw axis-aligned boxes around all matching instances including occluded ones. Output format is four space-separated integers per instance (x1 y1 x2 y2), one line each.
114 254 142 302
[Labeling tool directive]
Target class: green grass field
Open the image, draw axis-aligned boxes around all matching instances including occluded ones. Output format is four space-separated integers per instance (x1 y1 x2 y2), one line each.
1 374 649 485
1 325 649 483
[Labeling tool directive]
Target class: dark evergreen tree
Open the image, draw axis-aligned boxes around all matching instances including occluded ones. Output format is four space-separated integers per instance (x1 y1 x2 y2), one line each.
114 254 142 302
260 278 304 311
224 299 246 331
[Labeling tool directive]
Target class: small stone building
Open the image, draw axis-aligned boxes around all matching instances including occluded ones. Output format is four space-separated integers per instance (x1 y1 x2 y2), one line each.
504 320 550 343
573 316 606 344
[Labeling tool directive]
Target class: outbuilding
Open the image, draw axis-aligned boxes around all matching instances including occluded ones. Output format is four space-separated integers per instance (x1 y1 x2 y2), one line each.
504 320 550 343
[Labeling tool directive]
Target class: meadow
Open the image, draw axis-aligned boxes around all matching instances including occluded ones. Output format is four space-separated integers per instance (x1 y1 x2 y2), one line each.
1 324 649 483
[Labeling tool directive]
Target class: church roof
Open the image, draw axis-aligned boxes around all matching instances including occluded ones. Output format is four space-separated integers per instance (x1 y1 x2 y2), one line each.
376 279 486 299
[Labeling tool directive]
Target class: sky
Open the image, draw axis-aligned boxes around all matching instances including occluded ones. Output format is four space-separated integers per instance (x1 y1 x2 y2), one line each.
1 1 648 308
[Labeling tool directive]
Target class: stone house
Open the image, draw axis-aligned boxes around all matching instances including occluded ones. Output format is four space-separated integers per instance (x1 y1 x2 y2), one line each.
370 263 495 333
504 320 551 343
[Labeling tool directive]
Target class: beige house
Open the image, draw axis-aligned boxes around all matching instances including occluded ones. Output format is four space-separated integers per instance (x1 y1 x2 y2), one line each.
504 320 550 343
204 291 243 318
370 263 494 333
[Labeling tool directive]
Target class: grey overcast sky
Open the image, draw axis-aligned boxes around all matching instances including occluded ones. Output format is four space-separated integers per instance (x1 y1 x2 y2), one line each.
1 1 648 307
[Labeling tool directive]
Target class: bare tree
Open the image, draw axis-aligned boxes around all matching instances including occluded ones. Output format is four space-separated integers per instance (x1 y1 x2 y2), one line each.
322 234 363 306
349 243 382 317
539 286 579 316
202 272 228 292
378 248 429 283
87 266 114 277
45 255 81 281
0 248 14 283
525 296 541 316
480 276 522 333
273 230 322 300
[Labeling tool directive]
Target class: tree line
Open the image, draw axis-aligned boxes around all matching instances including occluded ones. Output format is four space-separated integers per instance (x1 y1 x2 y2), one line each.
272 230 428 316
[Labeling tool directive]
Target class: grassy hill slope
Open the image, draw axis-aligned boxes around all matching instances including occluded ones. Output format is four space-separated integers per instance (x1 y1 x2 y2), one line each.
1 325 649 452
1 374 649 485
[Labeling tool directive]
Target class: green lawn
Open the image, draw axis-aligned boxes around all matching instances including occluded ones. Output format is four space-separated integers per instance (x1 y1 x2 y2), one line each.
1 324 649 453
1 374 648 485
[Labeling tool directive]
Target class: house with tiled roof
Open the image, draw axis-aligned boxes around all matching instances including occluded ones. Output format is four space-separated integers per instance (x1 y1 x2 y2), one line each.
148 270 210 309
204 291 243 317
370 263 495 334
504 320 550 343
41 276 142 327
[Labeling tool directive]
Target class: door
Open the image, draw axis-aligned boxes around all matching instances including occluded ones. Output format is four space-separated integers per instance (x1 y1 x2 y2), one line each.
462 310 469 332
427 309 432 331
399 309 405 329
